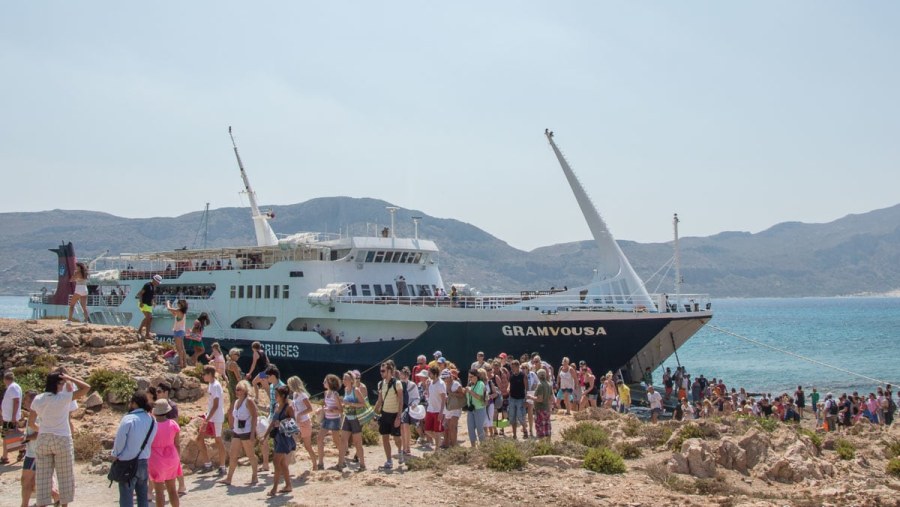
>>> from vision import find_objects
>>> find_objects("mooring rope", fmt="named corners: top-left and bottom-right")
top-left (708, 324), bottom-right (897, 388)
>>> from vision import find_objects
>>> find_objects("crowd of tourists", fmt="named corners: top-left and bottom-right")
top-left (1, 341), bottom-right (897, 507)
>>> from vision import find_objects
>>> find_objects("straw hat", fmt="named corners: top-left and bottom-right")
top-left (408, 404), bottom-right (426, 421)
top-left (152, 399), bottom-right (172, 416)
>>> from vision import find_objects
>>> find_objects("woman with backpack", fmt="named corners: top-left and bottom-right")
top-left (335, 372), bottom-right (367, 471)
top-left (263, 386), bottom-right (295, 496)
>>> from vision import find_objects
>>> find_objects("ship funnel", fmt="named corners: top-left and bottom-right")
top-left (49, 242), bottom-right (77, 305)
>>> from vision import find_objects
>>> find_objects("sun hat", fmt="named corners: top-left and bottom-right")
top-left (433, 350), bottom-right (442, 358)
top-left (415, 370), bottom-right (429, 378)
top-left (408, 404), bottom-right (426, 421)
top-left (152, 274), bottom-right (163, 283)
top-left (152, 399), bottom-right (171, 416)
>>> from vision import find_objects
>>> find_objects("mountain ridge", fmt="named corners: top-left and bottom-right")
top-left (2, 200), bottom-right (899, 298)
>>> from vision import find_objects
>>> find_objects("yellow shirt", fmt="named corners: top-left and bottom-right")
top-left (618, 384), bottom-right (631, 405)
top-left (380, 379), bottom-right (402, 413)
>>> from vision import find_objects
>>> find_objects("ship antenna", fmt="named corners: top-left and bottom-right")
top-left (229, 126), bottom-right (278, 247)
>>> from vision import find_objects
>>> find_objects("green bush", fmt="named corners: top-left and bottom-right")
top-left (12, 365), bottom-right (50, 394)
top-left (583, 447), bottom-right (626, 474)
top-left (886, 439), bottom-right (900, 459)
top-left (177, 414), bottom-right (192, 428)
top-left (798, 428), bottom-right (823, 450)
top-left (182, 364), bottom-right (204, 380)
top-left (485, 440), bottom-right (527, 471)
top-left (361, 421), bottom-right (380, 446)
top-left (639, 424), bottom-right (673, 447)
top-left (34, 354), bottom-right (59, 369)
top-left (668, 423), bottom-right (706, 450)
top-left (562, 422), bottom-right (609, 448)
top-left (887, 457), bottom-right (900, 478)
top-left (835, 438), bottom-right (855, 460)
top-left (529, 438), bottom-right (557, 456)
top-left (622, 417), bottom-right (640, 437)
top-left (86, 368), bottom-right (136, 402)
top-left (406, 446), bottom-right (472, 471)
top-left (615, 441), bottom-right (643, 459)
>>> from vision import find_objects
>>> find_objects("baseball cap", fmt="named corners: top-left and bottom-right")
top-left (440, 370), bottom-right (451, 379)
top-left (437, 357), bottom-right (446, 364)
top-left (498, 352), bottom-right (507, 359)
top-left (152, 274), bottom-right (163, 283)
top-left (433, 350), bottom-right (442, 358)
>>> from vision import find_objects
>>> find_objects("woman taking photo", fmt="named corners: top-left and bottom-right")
top-left (66, 262), bottom-right (90, 325)
top-left (27, 372), bottom-right (90, 507)
top-left (263, 386), bottom-right (295, 496)
top-left (462, 370), bottom-right (487, 447)
top-left (185, 312), bottom-right (210, 366)
top-left (221, 380), bottom-right (258, 486)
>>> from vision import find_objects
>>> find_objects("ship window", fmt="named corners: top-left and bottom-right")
top-left (245, 285), bottom-right (252, 298)
top-left (361, 284), bottom-right (371, 296)
top-left (273, 285), bottom-right (280, 299)
top-left (413, 253), bottom-right (422, 263)
top-left (282, 285), bottom-right (290, 299)
top-left (407, 253), bottom-right (415, 263)
top-left (384, 285), bottom-right (395, 296)
top-left (238, 286), bottom-right (245, 298)
top-left (399, 252), bottom-right (408, 263)
top-left (408, 285), bottom-right (416, 296)
top-left (230, 286), bottom-right (236, 298)
top-left (289, 271), bottom-right (304, 277)
top-left (255, 285), bottom-right (262, 299)
top-left (374, 251), bottom-right (385, 263)
top-left (365, 251), bottom-right (375, 263)
top-left (388, 252), bottom-right (399, 263)
top-left (264, 285), bottom-right (271, 299)
top-left (349, 284), bottom-right (357, 296)
top-left (374, 285), bottom-right (384, 296)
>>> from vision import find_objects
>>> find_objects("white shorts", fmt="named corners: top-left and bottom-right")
top-left (74, 285), bottom-right (88, 296)
top-left (443, 408), bottom-right (461, 419)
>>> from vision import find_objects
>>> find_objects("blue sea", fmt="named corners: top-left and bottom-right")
top-left (1, 295), bottom-right (897, 396)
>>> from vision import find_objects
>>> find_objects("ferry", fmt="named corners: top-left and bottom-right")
top-left (28, 129), bottom-right (712, 386)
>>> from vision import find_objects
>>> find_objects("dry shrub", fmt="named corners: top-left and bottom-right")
top-left (639, 424), bottom-right (673, 447)
top-left (615, 441), bottom-right (643, 459)
top-left (73, 429), bottom-right (101, 461)
top-left (406, 445), bottom-right (473, 471)
top-left (583, 447), bottom-right (625, 474)
top-left (484, 440), bottom-right (527, 471)
top-left (562, 422), bottom-right (609, 448)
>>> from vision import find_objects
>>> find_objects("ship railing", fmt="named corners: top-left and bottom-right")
top-left (647, 293), bottom-right (712, 313)
top-left (333, 293), bottom-right (710, 313)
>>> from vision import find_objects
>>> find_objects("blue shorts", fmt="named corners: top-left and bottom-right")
top-left (173, 330), bottom-right (185, 339)
top-left (23, 456), bottom-right (36, 471)
top-left (322, 417), bottom-right (341, 431)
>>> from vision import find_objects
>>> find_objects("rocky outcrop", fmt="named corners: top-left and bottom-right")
top-left (668, 438), bottom-right (717, 478)
top-left (738, 429), bottom-right (771, 469)
top-left (715, 437), bottom-right (748, 474)
top-left (764, 441), bottom-right (834, 484)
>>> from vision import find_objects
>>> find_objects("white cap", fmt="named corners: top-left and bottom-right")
top-left (152, 274), bottom-right (163, 283)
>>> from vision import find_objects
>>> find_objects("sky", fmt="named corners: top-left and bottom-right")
top-left (2, 2), bottom-right (899, 251)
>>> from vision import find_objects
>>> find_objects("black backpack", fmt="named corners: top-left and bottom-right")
top-left (827, 399), bottom-right (838, 415)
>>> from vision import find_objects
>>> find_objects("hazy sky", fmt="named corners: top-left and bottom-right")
top-left (2, 2), bottom-right (898, 251)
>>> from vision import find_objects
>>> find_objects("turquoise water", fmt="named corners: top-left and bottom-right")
top-left (654, 297), bottom-right (900, 397)
top-left (2, 295), bottom-right (897, 396)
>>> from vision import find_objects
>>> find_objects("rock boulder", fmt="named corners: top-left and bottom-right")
top-left (739, 428), bottom-right (771, 469)
top-left (669, 438), bottom-right (717, 478)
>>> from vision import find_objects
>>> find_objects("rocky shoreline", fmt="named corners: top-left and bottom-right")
top-left (1, 318), bottom-right (898, 506)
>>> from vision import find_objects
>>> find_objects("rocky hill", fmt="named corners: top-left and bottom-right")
top-left (2, 199), bottom-right (900, 297)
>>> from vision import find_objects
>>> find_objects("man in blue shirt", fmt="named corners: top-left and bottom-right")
top-left (112, 392), bottom-right (156, 507)
top-left (259, 365), bottom-right (284, 473)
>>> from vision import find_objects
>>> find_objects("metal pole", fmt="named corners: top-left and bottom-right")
top-left (673, 213), bottom-right (681, 312)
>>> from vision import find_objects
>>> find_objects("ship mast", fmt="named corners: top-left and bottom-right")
top-left (229, 127), bottom-right (278, 247)
top-left (673, 213), bottom-right (681, 312)
top-left (544, 129), bottom-right (653, 309)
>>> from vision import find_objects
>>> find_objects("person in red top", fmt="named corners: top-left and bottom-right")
top-left (411, 355), bottom-right (429, 385)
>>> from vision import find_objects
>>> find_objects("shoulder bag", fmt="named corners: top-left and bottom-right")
top-left (108, 419), bottom-right (155, 487)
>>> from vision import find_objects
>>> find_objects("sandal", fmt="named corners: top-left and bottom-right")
top-left (0, 458), bottom-right (9, 465)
